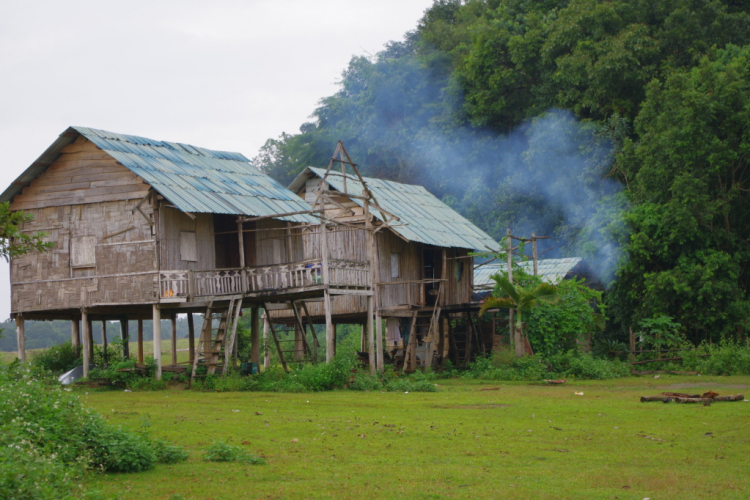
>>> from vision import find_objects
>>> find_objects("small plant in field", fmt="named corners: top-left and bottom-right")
top-left (152, 439), bottom-right (190, 464)
top-left (202, 441), bottom-right (265, 464)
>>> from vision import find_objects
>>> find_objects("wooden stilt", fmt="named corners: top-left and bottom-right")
top-left (82, 311), bottom-right (90, 377)
top-left (187, 313), bottom-right (195, 363)
top-left (301, 302), bottom-right (319, 363)
top-left (101, 321), bottom-right (108, 366)
top-left (16, 316), bottom-right (25, 363)
top-left (361, 322), bottom-right (367, 352)
top-left (71, 318), bottom-right (80, 356)
top-left (87, 317), bottom-right (94, 362)
top-left (137, 316), bottom-right (144, 364)
top-left (153, 305), bottom-right (162, 380)
top-left (263, 313), bottom-right (271, 369)
top-left (290, 301), bottom-right (312, 360)
top-left (375, 312), bottom-right (383, 371)
top-left (367, 295), bottom-right (376, 375)
top-left (171, 314), bottom-right (177, 366)
top-left (324, 290), bottom-right (334, 363)
top-left (120, 318), bottom-right (129, 360)
top-left (263, 303), bottom-right (288, 373)
top-left (223, 298), bottom-right (242, 374)
top-left (250, 307), bottom-right (260, 367)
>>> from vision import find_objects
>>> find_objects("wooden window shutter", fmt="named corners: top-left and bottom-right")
top-left (70, 236), bottom-right (96, 268)
top-left (180, 231), bottom-right (198, 262)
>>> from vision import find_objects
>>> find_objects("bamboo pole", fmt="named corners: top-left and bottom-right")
top-left (171, 315), bottom-right (177, 366)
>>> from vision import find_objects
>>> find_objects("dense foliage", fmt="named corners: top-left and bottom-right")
top-left (254, 0), bottom-right (750, 345)
top-left (0, 362), bottom-right (187, 499)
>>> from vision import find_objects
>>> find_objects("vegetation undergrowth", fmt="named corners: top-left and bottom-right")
top-left (0, 361), bottom-right (188, 500)
top-left (202, 441), bottom-right (265, 465)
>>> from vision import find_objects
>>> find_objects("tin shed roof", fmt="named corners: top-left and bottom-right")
top-left (1, 127), bottom-right (316, 223)
top-left (474, 257), bottom-right (584, 288)
top-left (290, 167), bottom-right (500, 252)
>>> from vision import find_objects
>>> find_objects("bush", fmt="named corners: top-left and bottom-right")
top-left (152, 439), bottom-right (190, 464)
top-left (681, 341), bottom-right (750, 375)
top-left (202, 441), bottom-right (265, 464)
top-left (31, 341), bottom-right (81, 374)
top-left (0, 361), bottom-right (188, 497)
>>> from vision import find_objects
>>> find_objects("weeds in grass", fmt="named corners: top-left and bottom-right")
top-left (202, 441), bottom-right (265, 464)
top-left (152, 439), bottom-right (190, 464)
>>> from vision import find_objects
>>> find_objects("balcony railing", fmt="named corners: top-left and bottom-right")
top-left (159, 259), bottom-right (371, 301)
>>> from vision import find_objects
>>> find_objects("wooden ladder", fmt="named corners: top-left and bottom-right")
top-left (190, 298), bottom-right (241, 384)
top-left (403, 284), bottom-right (442, 373)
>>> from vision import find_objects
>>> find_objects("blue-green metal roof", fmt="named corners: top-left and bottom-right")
top-left (293, 167), bottom-right (500, 251)
top-left (1, 127), bottom-right (316, 223)
top-left (474, 258), bottom-right (583, 288)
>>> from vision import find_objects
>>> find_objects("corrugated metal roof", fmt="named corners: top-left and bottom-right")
top-left (1, 127), bottom-right (316, 223)
top-left (474, 258), bottom-right (583, 288)
top-left (290, 167), bottom-right (500, 252)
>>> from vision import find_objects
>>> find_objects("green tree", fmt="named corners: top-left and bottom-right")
top-left (479, 274), bottom-right (559, 357)
top-left (0, 201), bottom-right (53, 260)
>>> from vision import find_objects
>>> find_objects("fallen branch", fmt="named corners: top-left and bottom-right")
top-left (640, 396), bottom-right (673, 403)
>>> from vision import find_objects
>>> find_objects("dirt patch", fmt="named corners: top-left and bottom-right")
top-left (661, 383), bottom-right (750, 390)
top-left (434, 404), bottom-right (511, 409)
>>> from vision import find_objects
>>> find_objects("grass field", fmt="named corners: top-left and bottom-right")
top-left (80, 375), bottom-right (750, 499)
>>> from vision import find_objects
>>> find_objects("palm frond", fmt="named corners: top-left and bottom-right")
top-left (490, 274), bottom-right (521, 303)
top-left (479, 296), bottom-right (515, 316)
top-left (530, 283), bottom-right (559, 304)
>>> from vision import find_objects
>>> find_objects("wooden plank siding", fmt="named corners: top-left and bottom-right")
top-left (9, 136), bottom-right (150, 211)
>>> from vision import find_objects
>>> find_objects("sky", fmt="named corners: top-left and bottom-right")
top-left (0, 0), bottom-right (435, 321)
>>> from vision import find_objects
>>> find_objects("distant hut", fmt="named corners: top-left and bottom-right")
top-left (270, 164), bottom-right (501, 371)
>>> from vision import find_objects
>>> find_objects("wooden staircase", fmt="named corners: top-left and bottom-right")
top-left (190, 298), bottom-right (242, 384)
top-left (403, 284), bottom-right (442, 373)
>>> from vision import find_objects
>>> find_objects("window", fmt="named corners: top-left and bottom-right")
top-left (390, 253), bottom-right (400, 278)
top-left (180, 232), bottom-right (197, 262)
top-left (70, 236), bottom-right (96, 268)
top-left (455, 260), bottom-right (464, 282)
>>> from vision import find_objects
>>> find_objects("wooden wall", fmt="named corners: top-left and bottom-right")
top-left (10, 136), bottom-right (150, 211)
top-left (375, 230), bottom-right (422, 309)
top-left (10, 199), bottom-right (158, 314)
top-left (159, 208), bottom-right (214, 271)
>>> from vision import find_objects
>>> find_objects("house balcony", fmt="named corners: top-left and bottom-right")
top-left (158, 259), bottom-right (371, 303)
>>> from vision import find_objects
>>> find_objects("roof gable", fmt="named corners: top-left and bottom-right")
top-left (292, 167), bottom-right (500, 251)
top-left (2, 127), bottom-right (315, 223)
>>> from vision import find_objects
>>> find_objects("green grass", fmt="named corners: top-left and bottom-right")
top-left (81, 375), bottom-right (750, 499)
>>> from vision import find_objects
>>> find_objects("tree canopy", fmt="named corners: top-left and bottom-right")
top-left (253, 0), bottom-right (750, 344)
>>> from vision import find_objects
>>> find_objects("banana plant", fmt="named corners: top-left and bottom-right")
top-left (479, 275), bottom-right (559, 357)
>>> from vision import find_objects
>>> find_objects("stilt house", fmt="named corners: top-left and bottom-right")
top-left (271, 153), bottom-right (501, 372)
top-left (2, 127), bottom-right (374, 378)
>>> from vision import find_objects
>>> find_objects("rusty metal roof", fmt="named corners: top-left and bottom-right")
top-left (474, 257), bottom-right (584, 288)
top-left (290, 167), bottom-right (500, 251)
top-left (1, 127), bottom-right (316, 223)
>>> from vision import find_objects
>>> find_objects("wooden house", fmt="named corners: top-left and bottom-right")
top-left (270, 161), bottom-right (501, 372)
top-left (2, 128), bottom-right (373, 378)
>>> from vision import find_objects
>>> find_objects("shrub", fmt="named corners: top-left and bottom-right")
top-left (202, 441), bottom-right (265, 464)
top-left (152, 439), bottom-right (190, 464)
top-left (31, 341), bottom-right (81, 374)
top-left (0, 446), bottom-right (77, 500)
top-left (83, 419), bottom-right (156, 473)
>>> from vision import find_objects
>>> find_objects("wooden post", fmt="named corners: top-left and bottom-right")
top-left (238, 219), bottom-right (248, 291)
top-left (71, 318), bottom-right (80, 356)
top-left (137, 316), bottom-right (144, 364)
top-left (187, 313), bottom-right (195, 363)
top-left (294, 323), bottom-right (304, 361)
top-left (324, 290), bottom-right (334, 363)
top-left (15, 316), bottom-right (25, 363)
top-left (367, 295), bottom-right (376, 375)
top-left (263, 314), bottom-right (271, 369)
top-left (153, 305), bottom-right (162, 380)
top-left (532, 233), bottom-right (538, 276)
top-left (87, 317), bottom-right (94, 361)
top-left (120, 319), bottom-right (129, 360)
top-left (508, 229), bottom-right (522, 357)
top-left (285, 222), bottom-right (293, 262)
top-left (251, 307), bottom-right (260, 368)
top-left (101, 321), bottom-right (108, 366)
top-left (82, 311), bottom-right (90, 377)
top-left (360, 322), bottom-right (367, 352)
top-left (170, 314), bottom-right (177, 366)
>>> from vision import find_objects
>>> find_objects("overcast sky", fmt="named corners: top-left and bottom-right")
top-left (0, 0), bottom-right (435, 321)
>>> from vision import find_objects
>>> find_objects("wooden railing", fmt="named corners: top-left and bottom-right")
top-left (159, 259), bottom-right (370, 301)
